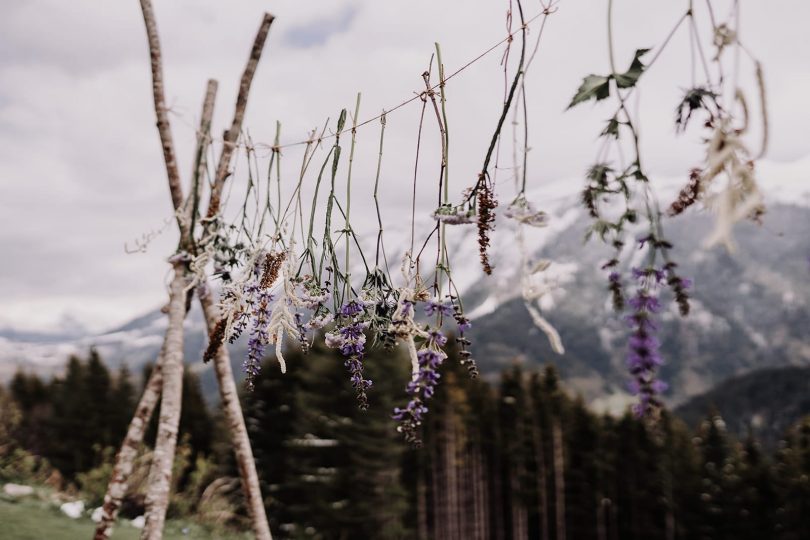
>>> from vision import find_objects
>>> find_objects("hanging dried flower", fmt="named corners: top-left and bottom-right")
top-left (432, 204), bottom-right (477, 225)
top-left (625, 267), bottom-right (667, 418)
top-left (476, 180), bottom-right (498, 275)
top-left (504, 194), bottom-right (549, 227)
top-left (392, 328), bottom-right (448, 445)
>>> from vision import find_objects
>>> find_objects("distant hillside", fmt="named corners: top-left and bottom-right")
top-left (674, 366), bottom-right (810, 447)
top-left (468, 201), bottom-right (810, 409)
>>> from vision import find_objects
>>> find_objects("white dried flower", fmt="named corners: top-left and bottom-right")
top-left (504, 195), bottom-right (549, 227)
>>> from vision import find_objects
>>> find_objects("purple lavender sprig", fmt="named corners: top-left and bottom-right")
top-left (424, 300), bottom-right (454, 318)
top-left (625, 267), bottom-right (666, 418)
top-left (453, 310), bottom-right (478, 378)
top-left (393, 329), bottom-right (447, 445)
top-left (245, 283), bottom-right (273, 391)
top-left (326, 300), bottom-right (372, 409)
top-left (663, 261), bottom-right (692, 316)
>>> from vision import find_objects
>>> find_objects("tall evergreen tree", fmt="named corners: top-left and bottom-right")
top-left (85, 347), bottom-right (113, 447)
top-left (774, 416), bottom-right (810, 539)
top-left (695, 413), bottom-right (742, 540)
top-left (260, 339), bottom-right (410, 539)
top-left (565, 397), bottom-right (600, 540)
top-left (48, 355), bottom-right (92, 477)
top-left (109, 364), bottom-right (137, 446)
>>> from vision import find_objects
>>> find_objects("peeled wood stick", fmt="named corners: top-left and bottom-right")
top-left (206, 13), bottom-right (275, 219)
top-left (141, 267), bottom-right (189, 540)
top-left (101, 7), bottom-right (275, 539)
top-left (93, 79), bottom-right (218, 540)
top-left (94, 359), bottom-right (163, 540)
top-left (200, 290), bottom-right (273, 540)
top-left (138, 0), bottom-right (185, 226)
top-left (184, 79), bottom-right (218, 248)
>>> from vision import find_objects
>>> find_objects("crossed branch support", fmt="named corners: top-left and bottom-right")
top-left (94, 2), bottom-right (274, 539)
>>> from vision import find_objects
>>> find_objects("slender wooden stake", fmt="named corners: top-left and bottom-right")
top-left (94, 358), bottom-right (163, 540)
top-left (206, 13), bottom-right (275, 219)
top-left (138, 0), bottom-right (185, 226)
top-left (101, 5), bottom-right (274, 538)
top-left (185, 79), bottom-right (218, 247)
top-left (141, 266), bottom-right (189, 540)
top-left (200, 292), bottom-right (273, 540)
top-left (93, 79), bottom-right (217, 540)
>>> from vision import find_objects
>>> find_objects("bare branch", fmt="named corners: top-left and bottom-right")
top-left (183, 79), bottom-right (218, 247)
top-left (199, 291), bottom-right (273, 540)
top-left (139, 0), bottom-right (184, 214)
top-left (142, 266), bottom-right (189, 540)
top-left (206, 13), bottom-right (275, 219)
top-left (94, 360), bottom-right (163, 540)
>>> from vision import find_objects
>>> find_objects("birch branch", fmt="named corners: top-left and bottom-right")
top-left (93, 360), bottom-right (163, 540)
top-left (93, 79), bottom-right (218, 540)
top-left (206, 13), bottom-right (275, 219)
top-left (141, 266), bottom-right (189, 540)
top-left (200, 290), bottom-right (273, 540)
top-left (183, 79), bottom-right (218, 248)
top-left (139, 0), bottom-right (185, 226)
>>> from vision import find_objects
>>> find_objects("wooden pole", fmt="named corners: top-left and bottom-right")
top-left (97, 3), bottom-right (275, 537)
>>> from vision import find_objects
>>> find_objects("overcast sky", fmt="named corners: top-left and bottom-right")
top-left (1, 0), bottom-right (808, 333)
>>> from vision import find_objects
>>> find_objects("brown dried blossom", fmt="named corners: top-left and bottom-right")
top-left (668, 168), bottom-right (703, 217)
top-left (476, 179), bottom-right (498, 275)
top-left (202, 317), bottom-right (228, 363)
top-left (260, 251), bottom-right (286, 289)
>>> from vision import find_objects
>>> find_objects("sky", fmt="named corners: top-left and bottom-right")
top-left (1, 0), bottom-right (808, 333)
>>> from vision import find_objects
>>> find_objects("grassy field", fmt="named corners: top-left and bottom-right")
top-left (0, 496), bottom-right (250, 540)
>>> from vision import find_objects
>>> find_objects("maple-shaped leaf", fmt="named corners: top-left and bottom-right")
top-left (614, 48), bottom-right (651, 89)
top-left (567, 74), bottom-right (611, 109)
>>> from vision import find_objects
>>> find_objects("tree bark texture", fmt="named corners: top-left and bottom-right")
top-left (138, 0), bottom-right (184, 218)
top-left (200, 291), bottom-right (273, 540)
top-left (141, 267), bottom-right (188, 540)
top-left (93, 357), bottom-right (163, 540)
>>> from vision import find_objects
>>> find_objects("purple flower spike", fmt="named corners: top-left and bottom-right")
top-left (626, 268), bottom-right (667, 418)
top-left (424, 300), bottom-right (454, 317)
top-left (393, 328), bottom-right (449, 445)
top-left (244, 287), bottom-right (273, 391)
top-left (327, 300), bottom-right (372, 409)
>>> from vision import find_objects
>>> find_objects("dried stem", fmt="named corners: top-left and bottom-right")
top-left (185, 79), bottom-right (218, 248)
top-left (199, 290), bottom-right (273, 540)
top-left (138, 0), bottom-right (185, 230)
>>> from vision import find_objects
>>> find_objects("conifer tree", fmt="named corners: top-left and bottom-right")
top-left (564, 398), bottom-right (600, 540)
top-left (695, 413), bottom-right (742, 540)
top-left (241, 350), bottom-right (303, 533)
top-left (774, 417), bottom-right (810, 539)
top-left (85, 348), bottom-right (114, 448)
top-left (109, 365), bottom-right (138, 446)
top-left (736, 434), bottom-right (777, 540)
top-left (276, 341), bottom-right (410, 539)
top-left (48, 355), bottom-right (92, 477)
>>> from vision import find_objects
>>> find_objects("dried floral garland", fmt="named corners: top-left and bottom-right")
top-left (141, 0), bottom-right (770, 442)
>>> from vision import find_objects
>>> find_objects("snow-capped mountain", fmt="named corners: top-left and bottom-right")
top-left (2, 158), bottom-right (808, 410)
